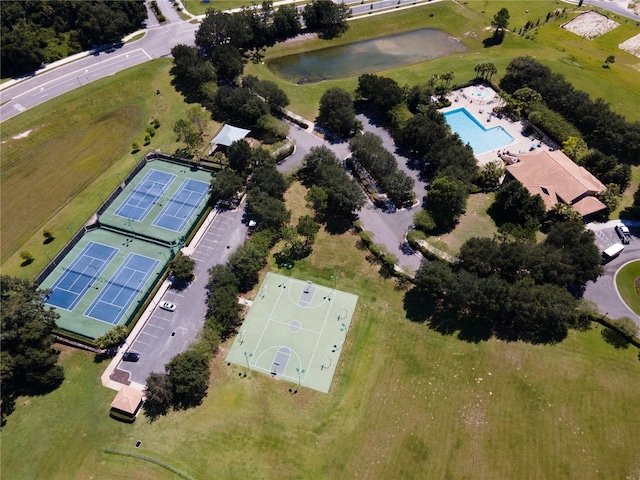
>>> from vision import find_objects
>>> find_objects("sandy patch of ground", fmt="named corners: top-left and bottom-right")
top-left (11, 130), bottom-right (31, 139)
top-left (562, 10), bottom-right (619, 39)
top-left (619, 33), bottom-right (640, 58)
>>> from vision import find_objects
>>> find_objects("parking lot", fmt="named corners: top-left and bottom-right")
top-left (113, 203), bottom-right (249, 386)
top-left (584, 220), bottom-right (640, 325)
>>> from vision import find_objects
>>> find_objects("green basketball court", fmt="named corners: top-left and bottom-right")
top-left (226, 272), bottom-right (359, 393)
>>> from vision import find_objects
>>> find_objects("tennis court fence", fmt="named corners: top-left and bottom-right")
top-left (36, 151), bottom-right (216, 285)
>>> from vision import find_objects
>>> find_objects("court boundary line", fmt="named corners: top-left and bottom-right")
top-left (114, 169), bottom-right (176, 222)
top-left (84, 252), bottom-right (160, 324)
top-left (46, 242), bottom-right (119, 311)
top-left (151, 178), bottom-right (210, 232)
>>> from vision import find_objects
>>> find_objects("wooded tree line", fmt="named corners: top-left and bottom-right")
top-left (1, 276), bottom-right (64, 425)
top-left (500, 56), bottom-right (640, 166)
top-left (1, 1), bottom-right (147, 78)
top-left (412, 219), bottom-right (603, 344)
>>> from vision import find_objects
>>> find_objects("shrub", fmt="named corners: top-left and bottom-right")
top-left (20, 250), bottom-right (34, 265)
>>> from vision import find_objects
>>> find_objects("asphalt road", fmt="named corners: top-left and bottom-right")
top-left (584, 221), bottom-right (640, 327)
top-left (118, 202), bottom-right (249, 385)
top-left (0, 0), bottom-right (198, 123)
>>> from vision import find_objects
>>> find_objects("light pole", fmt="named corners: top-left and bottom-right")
top-left (296, 367), bottom-right (305, 391)
top-left (98, 191), bottom-right (104, 203)
top-left (332, 323), bottom-right (347, 353)
top-left (324, 274), bottom-right (339, 300)
top-left (243, 351), bottom-right (253, 378)
top-left (44, 251), bottom-right (53, 264)
top-left (124, 219), bottom-right (135, 236)
top-left (67, 225), bottom-right (74, 237)
top-left (158, 250), bottom-right (168, 262)
top-left (279, 263), bottom-right (293, 288)
top-left (116, 172), bottom-right (122, 183)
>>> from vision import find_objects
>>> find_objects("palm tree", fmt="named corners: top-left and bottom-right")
top-left (474, 62), bottom-right (486, 79)
top-left (484, 62), bottom-right (497, 81)
top-left (442, 71), bottom-right (455, 87)
top-left (428, 74), bottom-right (439, 88)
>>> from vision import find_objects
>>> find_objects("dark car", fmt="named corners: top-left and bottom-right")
top-left (122, 351), bottom-right (140, 362)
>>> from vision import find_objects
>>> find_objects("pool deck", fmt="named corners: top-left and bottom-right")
top-left (441, 85), bottom-right (552, 166)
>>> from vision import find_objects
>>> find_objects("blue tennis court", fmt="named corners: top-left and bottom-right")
top-left (152, 179), bottom-right (210, 232)
top-left (84, 253), bottom-right (159, 324)
top-left (114, 169), bottom-right (176, 222)
top-left (46, 242), bottom-right (118, 311)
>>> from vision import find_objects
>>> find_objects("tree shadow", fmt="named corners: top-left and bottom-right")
top-left (403, 288), bottom-right (492, 343)
top-left (43, 237), bottom-right (54, 245)
top-left (483, 32), bottom-right (505, 48)
top-left (324, 214), bottom-right (354, 234)
top-left (20, 259), bottom-right (34, 267)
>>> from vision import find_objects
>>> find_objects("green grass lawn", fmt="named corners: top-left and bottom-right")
top-left (616, 260), bottom-right (640, 316)
top-left (2, 194), bottom-right (639, 479)
top-left (428, 192), bottom-right (496, 255)
top-left (0, 59), bottom-right (219, 278)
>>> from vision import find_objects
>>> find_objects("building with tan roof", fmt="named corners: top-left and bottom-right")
top-left (110, 385), bottom-right (144, 422)
top-left (505, 150), bottom-right (607, 217)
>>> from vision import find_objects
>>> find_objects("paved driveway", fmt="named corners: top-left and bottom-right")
top-left (281, 116), bottom-right (424, 273)
top-left (116, 202), bottom-right (249, 385)
top-left (584, 221), bottom-right (640, 327)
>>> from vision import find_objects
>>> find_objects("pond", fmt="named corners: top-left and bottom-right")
top-left (267, 28), bottom-right (469, 84)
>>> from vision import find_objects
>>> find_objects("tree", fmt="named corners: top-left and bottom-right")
top-left (168, 252), bottom-right (196, 284)
top-left (94, 325), bottom-right (128, 350)
top-left (490, 180), bottom-right (546, 231)
top-left (247, 164), bottom-right (288, 199)
top-left (244, 76), bottom-right (289, 111)
top-left (424, 175), bottom-right (469, 229)
top-left (214, 86), bottom-right (269, 126)
top-left (297, 215), bottom-right (320, 243)
top-left (229, 238), bottom-right (271, 291)
top-left (476, 160), bottom-right (504, 190)
top-left (306, 185), bottom-right (329, 215)
top-left (143, 372), bottom-right (173, 420)
top-left (247, 191), bottom-right (291, 231)
top-left (598, 184), bottom-right (621, 212)
top-left (165, 347), bottom-right (211, 409)
top-left (211, 169), bottom-right (244, 203)
top-left (302, 0), bottom-right (351, 39)
top-left (170, 44), bottom-right (217, 88)
top-left (272, 4), bottom-right (301, 40)
top-left (227, 139), bottom-right (253, 174)
top-left (491, 8), bottom-right (510, 35)
top-left (302, 147), bottom-right (365, 218)
top-left (414, 260), bottom-right (456, 300)
top-left (209, 44), bottom-right (246, 82)
top-left (316, 87), bottom-right (360, 138)
top-left (542, 220), bottom-right (602, 288)
top-left (601, 317), bottom-right (639, 349)
top-left (20, 250), bottom-right (34, 265)
top-left (43, 230), bottom-right (55, 243)
top-left (356, 74), bottom-right (404, 114)
top-left (1, 276), bottom-right (64, 424)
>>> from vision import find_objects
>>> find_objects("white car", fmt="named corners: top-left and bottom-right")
top-left (615, 223), bottom-right (631, 244)
top-left (159, 301), bottom-right (176, 312)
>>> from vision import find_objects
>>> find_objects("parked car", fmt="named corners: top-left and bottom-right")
top-left (615, 223), bottom-right (631, 244)
top-left (159, 301), bottom-right (176, 312)
top-left (122, 351), bottom-right (140, 362)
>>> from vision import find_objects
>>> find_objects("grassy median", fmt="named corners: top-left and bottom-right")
top-left (616, 260), bottom-right (640, 316)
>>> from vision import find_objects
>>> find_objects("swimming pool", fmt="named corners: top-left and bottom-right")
top-left (444, 108), bottom-right (514, 154)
